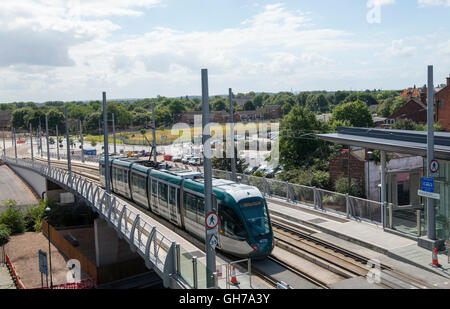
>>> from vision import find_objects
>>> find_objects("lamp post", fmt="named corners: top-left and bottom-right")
top-left (45, 207), bottom-right (53, 289)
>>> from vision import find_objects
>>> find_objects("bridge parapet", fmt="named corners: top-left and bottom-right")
top-left (2, 156), bottom-right (194, 289)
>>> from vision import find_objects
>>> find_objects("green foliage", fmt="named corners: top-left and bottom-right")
top-left (23, 203), bottom-right (46, 232)
top-left (331, 100), bottom-right (373, 127)
top-left (392, 119), bottom-right (417, 131)
top-left (278, 168), bottom-right (330, 190)
top-left (243, 100), bottom-right (256, 111)
top-left (279, 105), bottom-right (331, 168)
top-left (0, 200), bottom-right (25, 235)
top-left (0, 224), bottom-right (10, 247)
top-left (252, 170), bottom-right (265, 177)
top-left (335, 177), bottom-right (363, 198)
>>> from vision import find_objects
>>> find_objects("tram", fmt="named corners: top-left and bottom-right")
top-left (99, 156), bottom-right (274, 259)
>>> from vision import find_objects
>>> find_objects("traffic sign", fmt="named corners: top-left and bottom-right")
top-left (418, 190), bottom-right (440, 200)
top-left (205, 212), bottom-right (219, 229)
top-left (421, 177), bottom-right (435, 193)
top-left (38, 250), bottom-right (48, 275)
top-left (430, 160), bottom-right (439, 174)
top-left (210, 235), bottom-right (218, 250)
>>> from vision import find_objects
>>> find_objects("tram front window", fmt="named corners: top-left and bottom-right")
top-left (240, 199), bottom-right (270, 237)
top-left (219, 205), bottom-right (248, 240)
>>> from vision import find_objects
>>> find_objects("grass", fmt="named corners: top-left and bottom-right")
top-left (84, 122), bottom-right (279, 146)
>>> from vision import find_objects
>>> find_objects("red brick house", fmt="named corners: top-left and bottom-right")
top-left (435, 76), bottom-right (450, 131)
top-left (400, 86), bottom-right (421, 100)
top-left (389, 98), bottom-right (427, 124)
top-left (330, 149), bottom-right (366, 194)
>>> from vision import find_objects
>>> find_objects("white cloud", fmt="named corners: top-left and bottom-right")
top-left (417, 0), bottom-right (450, 7)
top-left (376, 39), bottom-right (416, 58)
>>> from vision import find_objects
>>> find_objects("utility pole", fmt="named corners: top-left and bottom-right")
top-left (229, 88), bottom-right (237, 181)
top-left (2, 129), bottom-right (6, 158)
top-left (79, 120), bottom-right (85, 163)
top-left (112, 113), bottom-right (117, 155)
top-left (30, 124), bottom-right (34, 164)
top-left (201, 69), bottom-right (216, 288)
top-left (39, 119), bottom-right (42, 157)
top-left (46, 115), bottom-right (50, 168)
top-left (56, 125), bottom-right (60, 161)
top-left (12, 128), bottom-right (17, 162)
top-left (426, 65), bottom-right (436, 241)
top-left (152, 102), bottom-right (157, 163)
top-left (103, 92), bottom-right (110, 194)
top-left (65, 106), bottom-right (71, 177)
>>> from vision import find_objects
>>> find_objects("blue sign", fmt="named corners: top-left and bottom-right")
top-left (421, 177), bottom-right (435, 193)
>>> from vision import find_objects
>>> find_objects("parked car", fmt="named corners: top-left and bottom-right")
top-left (188, 157), bottom-right (202, 166)
top-left (182, 155), bottom-right (193, 164)
top-left (173, 154), bottom-right (182, 162)
top-left (264, 166), bottom-right (281, 178)
top-left (244, 166), bottom-right (258, 175)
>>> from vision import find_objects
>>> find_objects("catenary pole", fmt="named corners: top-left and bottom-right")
top-left (30, 124), bottom-right (34, 164)
top-left (46, 115), bottom-right (50, 168)
top-left (202, 69), bottom-right (216, 288)
top-left (65, 106), bottom-right (71, 177)
top-left (426, 65), bottom-right (436, 241)
top-left (152, 102), bottom-right (157, 163)
top-left (229, 88), bottom-right (237, 181)
top-left (112, 113), bottom-right (117, 155)
top-left (56, 125), bottom-right (60, 161)
top-left (103, 92), bottom-right (110, 194)
top-left (79, 120), bottom-right (85, 163)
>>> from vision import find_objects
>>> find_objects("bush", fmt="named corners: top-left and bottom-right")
top-left (24, 203), bottom-right (46, 232)
top-left (335, 177), bottom-right (363, 198)
top-left (0, 224), bottom-right (10, 246)
top-left (0, 201), bottom-right (25, 235)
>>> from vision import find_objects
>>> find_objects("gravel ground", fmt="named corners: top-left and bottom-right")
top-left (5, 232), bottom-right (89, 289)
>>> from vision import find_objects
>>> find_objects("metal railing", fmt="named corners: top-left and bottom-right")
top-left (2, 155), bottom-right (204, 289)
top-left (212, 169), bottom-right (385, 226)
top-left (41, 151), bottom-right (100, 163)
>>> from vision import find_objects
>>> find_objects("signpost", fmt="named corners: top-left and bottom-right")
top-left (418, 177), bottom-right (440, 200)
top-left (38, 250), bottom-right (48, 288)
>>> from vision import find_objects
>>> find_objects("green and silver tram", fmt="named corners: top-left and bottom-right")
top-left (99, 156), bottom-right (274, 258)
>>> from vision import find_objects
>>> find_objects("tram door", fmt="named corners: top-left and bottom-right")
top-left (169, 186), bottom-right (178, 224)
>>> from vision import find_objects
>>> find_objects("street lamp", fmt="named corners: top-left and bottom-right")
top-left (45, 207), bottom-right (54, 289)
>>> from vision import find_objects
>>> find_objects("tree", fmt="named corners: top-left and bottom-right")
top-left (211, 98), bottom-right (227, 111)
top-left (168, 100), bottom-right (187, 115)
top-left (306, 94), bottom-right (329, 113)
top-left (279, 105), bottom-right (331, 168)
top-left (331, 100), bottom-right (374, 127)
top-left (243, 100), bottom-right (256, 111)
top-left (47, 109), bottom-right (65, 131)
top-left (12, 108), bottom-right (32, 129)
top-left (211, 146), bottom-right (248, 173)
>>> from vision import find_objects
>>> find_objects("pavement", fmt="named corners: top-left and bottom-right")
top-left (267, 196), bottom-right (450, 283)
top-left (0, 165), bottom-right (38, 209)
top-left (0, 265), bottom-right (15, 289)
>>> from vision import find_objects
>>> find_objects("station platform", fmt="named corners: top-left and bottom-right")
top-left (267, 197), bottom-right (450, 283)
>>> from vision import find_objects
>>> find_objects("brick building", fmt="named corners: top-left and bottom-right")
top-left (175, 105), bottom-right (281, 125)
top-left (0, 110), bottom-right (12, 129)
top-left (435, 76), bottom-right (450, 131)
top-left (389, 98), bottom-right (427, 124)
top-left (329, 149), bottom-right (366, 194)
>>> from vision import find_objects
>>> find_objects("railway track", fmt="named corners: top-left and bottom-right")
top-left (30, 156), bottom-right (437, 289)
top-left (271, 220), bottom-right (437, 289)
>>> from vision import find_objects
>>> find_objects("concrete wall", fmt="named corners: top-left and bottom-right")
top-left (8, 165), bottom-right (47, 199)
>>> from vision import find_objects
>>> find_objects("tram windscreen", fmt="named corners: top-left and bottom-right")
top-left (240, 199), bottom-right (270, 237)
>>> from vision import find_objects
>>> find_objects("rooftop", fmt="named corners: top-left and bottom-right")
top-left (317, 127), bottom-right (450, 160)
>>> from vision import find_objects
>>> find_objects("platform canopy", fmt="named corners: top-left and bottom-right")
top-left (317, 127), bottom-right (450, 161)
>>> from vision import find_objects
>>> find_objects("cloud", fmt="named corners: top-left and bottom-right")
top-left (417, 0), bottom-right (450, 7)
top-left (376, 39), bottom-right (416, 58)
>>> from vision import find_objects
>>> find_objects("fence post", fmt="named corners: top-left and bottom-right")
top-left (286, 182), bottom-right (290, 202)
top-left (176, 243), bottom-right (181, 276)
top-left (388, 203), bottom-right (393, 229)
top-left (416, 210), bottom-right (422, 237)
top-left (192, 256), bottom-right (198, 289)
top-left (346, 194), bottom-right (351, 219)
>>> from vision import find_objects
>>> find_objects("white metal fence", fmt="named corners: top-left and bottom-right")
top-left (212, 169), bottom-right (385, 225)
top-left (2, 155), bottom-right (223, 289)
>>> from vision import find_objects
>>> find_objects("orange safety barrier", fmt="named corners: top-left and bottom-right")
top-left (5, 254), bottom-right (25, 289)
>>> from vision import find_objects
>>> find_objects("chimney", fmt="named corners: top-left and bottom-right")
top-left (447, 75), bottom-right (450, 87)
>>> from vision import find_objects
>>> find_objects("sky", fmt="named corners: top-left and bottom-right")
top-left (0, 0), bottom-right (449, 102)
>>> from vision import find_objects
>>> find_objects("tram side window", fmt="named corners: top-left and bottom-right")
top-left (184, 193), bottom-right (197, 222)
top-left (159, 183), bottom-right (168, 208)
top-left (151, 180), bottom-right (158, 207)
top-left (196, 197), bottom-right (205, 224)
top-left (219, 205), bottom-right (248, 240)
